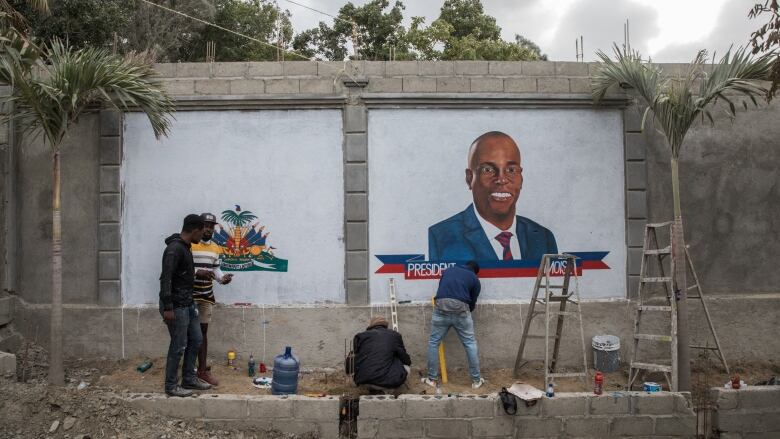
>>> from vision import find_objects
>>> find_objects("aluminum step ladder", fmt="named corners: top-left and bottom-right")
top-left (628, 222), bottom-right (729, 392)
top-left (513, 254), bottom-right (589, 389)
top-left (388, 278), bottom-right (399, 331)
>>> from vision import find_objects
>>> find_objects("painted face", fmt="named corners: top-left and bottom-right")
top-left (191, 227), bottom-right (204, 244)
top-left (203, 222), bottom-right (215, 241)
top-left (465, 135), bottom-right (523, 229)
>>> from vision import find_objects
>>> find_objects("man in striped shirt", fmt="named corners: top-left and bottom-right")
top-left (192, 212), bottom-right (233, 386)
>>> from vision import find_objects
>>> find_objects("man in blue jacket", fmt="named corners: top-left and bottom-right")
top-left (428, 131), bottom-right (557, 262)
top-left (424, 261), bottom-right (484, 389)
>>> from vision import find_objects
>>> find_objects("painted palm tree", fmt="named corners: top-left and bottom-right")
top-left (591, 45), bottom-right (774, 391)
top-left (221, 208), bottom-right (258, 255)
top-left (0, 21), bottom-right (174, 385)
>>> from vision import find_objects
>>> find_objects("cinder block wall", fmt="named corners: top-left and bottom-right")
top-left (711, 386), bottom-right (780, 438)
top-left (126, 391), bottom-right (700, 439)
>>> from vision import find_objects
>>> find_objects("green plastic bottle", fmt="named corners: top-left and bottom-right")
top-left (137, 360), bottom-right (153, 373)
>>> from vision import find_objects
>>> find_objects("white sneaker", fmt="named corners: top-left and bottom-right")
top-left (472, 378), bottom-right (486, 389)
top-left (421, 377), bottom-right (437, 388)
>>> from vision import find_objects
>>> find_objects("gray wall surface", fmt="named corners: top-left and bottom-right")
top-left (645, 101), bottom-right (780, 293)
top-left (14, 114), bottom-right (100, 304)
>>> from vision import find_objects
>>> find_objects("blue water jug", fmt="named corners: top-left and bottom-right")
top-left (271, 346), bottom-right (300, 395)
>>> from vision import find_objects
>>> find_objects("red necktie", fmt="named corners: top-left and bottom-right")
top-left (495, 231), bottom-right (514, 260)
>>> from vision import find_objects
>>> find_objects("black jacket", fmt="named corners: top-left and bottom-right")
top-left (353, 326), bottom-right (411, 388)
top-left (159, 234), bottom-right (195, 311)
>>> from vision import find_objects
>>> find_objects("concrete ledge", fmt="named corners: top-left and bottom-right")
top-left (124, 391), bottom-right (709, 438)
top-left (712, 386), bottom-right (780, 437)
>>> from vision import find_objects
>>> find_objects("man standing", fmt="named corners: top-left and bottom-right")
top-left (352, 315), bottom-right (411, 393)
top-left (424, 261), bottom-right (484, 389)
top-left (192, 212), bottom-right (233, 386)
top-left (159, 214), bottom-right (212, 397)
top-left (428, 131), bottom-right (557, 261)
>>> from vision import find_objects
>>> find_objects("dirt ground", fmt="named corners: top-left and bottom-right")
top-left (93, 356), bottom-right (780, 397)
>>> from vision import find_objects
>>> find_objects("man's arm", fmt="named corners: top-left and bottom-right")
top-left (469, 278), bottom-right (481, 312)
top-left (394, 333), bottom-right (412, 366)
top-left (159, 245), bottom-right (179, 311)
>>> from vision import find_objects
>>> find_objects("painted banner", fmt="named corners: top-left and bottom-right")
top-left (122, 110), bottom-right (344, 305)
top-left (368, 109), bottom-right (627, 303)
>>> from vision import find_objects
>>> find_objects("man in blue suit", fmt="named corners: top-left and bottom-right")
top-left (428, 131), bottom-right (557, 262)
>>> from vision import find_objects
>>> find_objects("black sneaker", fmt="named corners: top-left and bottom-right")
top-left (165, 385), bottom-right (194, 397)
top-left (182, 378), bottom-right (212, 391)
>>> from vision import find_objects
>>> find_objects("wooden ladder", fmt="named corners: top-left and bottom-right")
top-left (513, 254), bottom-right (589, 389)
top-left (628, 222), bottom-right (729, 392)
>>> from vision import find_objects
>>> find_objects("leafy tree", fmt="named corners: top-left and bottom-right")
top-left (0, 16), bottom-right (174, 385)
top-left (9, 0), bottom-right (132, 51)
top-left (748, 0), bottom-right (780, 100)
top-left (0, 0), bottom-right (47, 29)
top-left (591, 45), bottom-right (775, 391)
top-left (438, 0), bottom-right (499, 40)
top-left (293, 0), bottom-right (408, 61)
top-left (434, 0), bottom-right (545, 60)
top-left (294, 0), bottom-right (547, 61)
top-left (180, 0), bottom-right (294, 62)
top-left (124, 0), bottom-right (216, 62)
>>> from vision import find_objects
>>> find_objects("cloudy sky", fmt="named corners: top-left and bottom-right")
top-left (282, 0), bottom-right (761, 62)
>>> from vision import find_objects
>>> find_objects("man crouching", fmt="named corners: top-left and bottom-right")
top-left (352, 316), bottom-right (411, 395)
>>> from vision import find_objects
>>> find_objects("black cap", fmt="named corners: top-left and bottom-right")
top-left (200, 212), bottom-right (217, 224)
top-left (182, 214), bottom-right (205, 232)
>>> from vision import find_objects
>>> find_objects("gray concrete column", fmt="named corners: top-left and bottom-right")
top-left (624, 105), bottom-right (648, 298)
top-left (0, 86), bottom-right (12, 295)
top-left (344, 103), bottom-right (369, 305)
top-left (98, 109), bottom-right (122, 305)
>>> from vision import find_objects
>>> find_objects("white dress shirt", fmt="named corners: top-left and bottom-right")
top-left (474, 211), bottom-right (522, 260)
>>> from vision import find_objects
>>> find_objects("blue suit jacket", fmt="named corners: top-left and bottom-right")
top-left (428, 204), bottom-right (558, 261)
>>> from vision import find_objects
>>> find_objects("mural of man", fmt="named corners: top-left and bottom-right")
top-left (428, 131), bottom-right (557, 261)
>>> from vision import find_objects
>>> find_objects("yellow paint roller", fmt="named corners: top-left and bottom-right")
top-left (431, 297), bottom-right (448, 384)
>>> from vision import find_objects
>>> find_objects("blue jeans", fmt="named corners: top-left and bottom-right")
top-left (427, 308), bottom-right (481, 382)
top-left (163, 304), bottom-right (202, 391)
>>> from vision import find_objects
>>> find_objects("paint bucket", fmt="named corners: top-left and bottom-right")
top-left (592, 335), bottom-right (621, 373)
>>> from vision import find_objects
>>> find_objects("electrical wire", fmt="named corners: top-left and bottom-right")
top-left (135, 0), bottom-right (361, 84)
top-left (138, 0), bottom-right (308, 61)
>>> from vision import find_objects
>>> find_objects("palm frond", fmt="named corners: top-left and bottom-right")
top-left (591, 44), bottom-right (773, 158)
top-left (0, 34), bottom-right (174, 149)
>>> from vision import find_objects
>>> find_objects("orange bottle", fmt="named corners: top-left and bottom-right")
top-left (594, 372), bottom-right (604, 395)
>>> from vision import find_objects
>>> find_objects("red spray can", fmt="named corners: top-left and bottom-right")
top-left (594, 372), bottom-right (604, 395)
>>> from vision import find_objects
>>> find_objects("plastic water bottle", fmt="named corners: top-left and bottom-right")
top-left (271, 346), bottom-right (300, 395)
top-left (546, 382), bottom-right (554, 397)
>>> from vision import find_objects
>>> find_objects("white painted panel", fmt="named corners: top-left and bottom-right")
top-left (122, 110), bottom-right (344, 305)
top-left (368, 109), bottom-right (626, 303)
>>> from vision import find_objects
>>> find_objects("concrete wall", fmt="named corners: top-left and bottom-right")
top-left (711, 386), bottom-right (780, 438)
top-left (126, 391), bottom-right (698, 439)
top-left (2, 61), bottom-right (779, 366)
top-left (644, 101), bottom-right (780, 294)
top-left (13, 113), bottom-right (100, 304)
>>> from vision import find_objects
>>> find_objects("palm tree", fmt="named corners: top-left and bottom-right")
top-left (591, 45), bottom-right (774, 391)
top-left (0, 22), bottom-right (174, 385)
